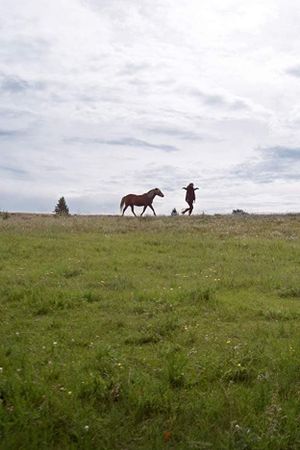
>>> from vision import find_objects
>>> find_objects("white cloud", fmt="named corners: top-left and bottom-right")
top-left (0, 0), bottom-right (299, 214)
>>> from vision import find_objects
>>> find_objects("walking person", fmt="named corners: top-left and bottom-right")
top-left (182, 183), bottom-right (199, 215)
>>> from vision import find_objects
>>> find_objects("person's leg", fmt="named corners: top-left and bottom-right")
top-left (188, 204), bottom-right (194, 215)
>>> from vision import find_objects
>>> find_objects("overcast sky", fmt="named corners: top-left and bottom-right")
top-left (1, 0), bottom-right (300, 214)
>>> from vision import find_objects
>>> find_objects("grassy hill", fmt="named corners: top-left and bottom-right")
top-left (0, 214), bottom-right (300, 449)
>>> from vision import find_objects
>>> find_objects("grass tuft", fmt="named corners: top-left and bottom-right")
top-left (278, 287), bottom-right (300, 299)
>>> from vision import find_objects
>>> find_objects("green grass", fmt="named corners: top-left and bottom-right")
top-left (0, 213), bottom-right (300, 449)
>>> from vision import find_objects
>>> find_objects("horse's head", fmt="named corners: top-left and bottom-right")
top-left (154, 188), bottom-right (164, 197)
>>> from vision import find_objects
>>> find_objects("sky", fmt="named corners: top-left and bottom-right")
top-left (1, 0), bottom-right (300, 215)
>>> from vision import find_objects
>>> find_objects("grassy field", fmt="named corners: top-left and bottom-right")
top-left (0, 213), bottom-right (300, 449)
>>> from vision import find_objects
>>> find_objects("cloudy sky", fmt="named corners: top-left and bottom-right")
top-left (1, 0), bottom-right (300, 214)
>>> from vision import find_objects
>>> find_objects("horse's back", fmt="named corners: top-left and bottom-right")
top-left (123, 193), bottom-right (149, 207)
top-left (133, 194), bottom-right (149, 206)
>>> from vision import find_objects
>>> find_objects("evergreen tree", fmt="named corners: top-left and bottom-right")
top-left (54, 196), bottom-right (70, 216)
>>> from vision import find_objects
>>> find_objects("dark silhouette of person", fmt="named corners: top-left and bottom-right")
top-left (182, 183), bottom-right (199, 215)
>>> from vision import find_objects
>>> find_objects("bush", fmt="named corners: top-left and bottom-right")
top-left (0, 211), bottom-right (9, 220)
top-left (232, 209), bottom-right (248, 215)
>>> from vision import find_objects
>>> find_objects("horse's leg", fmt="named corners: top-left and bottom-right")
top-left (130, 205), bottom-right (136, 216)
top-left (141, 206), bottom-right (147, 216)
top-left (149, 204), bottom-right (156, 216)
top-left (122, 205), bottom-right (129, 216)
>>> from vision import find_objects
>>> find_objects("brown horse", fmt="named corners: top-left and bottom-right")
top-left (120, 188), bottom-right (164, 216)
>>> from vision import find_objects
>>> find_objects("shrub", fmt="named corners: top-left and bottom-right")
top-left (0, 211), bottom-right (9, 220)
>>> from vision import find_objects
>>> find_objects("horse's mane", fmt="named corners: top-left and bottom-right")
top-left (145, 188), bottom-right (157, 197)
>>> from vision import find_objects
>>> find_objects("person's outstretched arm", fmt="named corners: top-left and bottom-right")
top-left (182, 187), bottom-right (187, 190)
top-left (194, 187), bottom-right (199, 191)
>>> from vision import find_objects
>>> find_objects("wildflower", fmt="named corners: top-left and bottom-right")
top-left (257, 372), bottom-right (269, 381)
top-left (84, 425), bottom-right (89, 431)
top-left (0, 367), bottom-right (3, 373)
top-left (163, 431), bottom-right (172, 442)
top-left (68, 391), bottom-right (72, 395)
top-left (53, 341), bottom-right (57, 346)
top-left (188, 348), bottom-right (197, 355)
top-left (226, 339), bottom-right (231, 344)
top-left (15, 332), bottom-right (20, 336)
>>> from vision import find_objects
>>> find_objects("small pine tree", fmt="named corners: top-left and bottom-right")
top-left (54, 196), bottom-right (70, 216)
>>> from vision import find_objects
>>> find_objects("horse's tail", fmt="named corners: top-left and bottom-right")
top-left (120, 196), bottom-right (126, 212)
